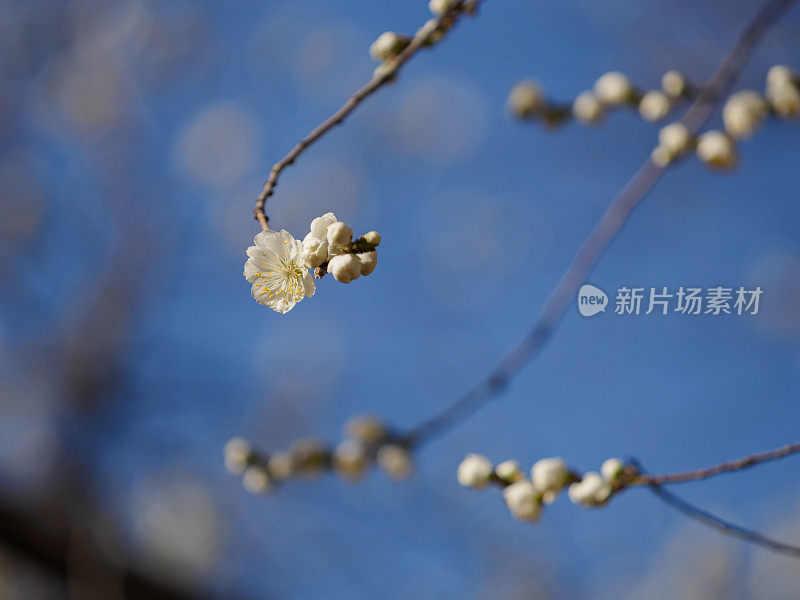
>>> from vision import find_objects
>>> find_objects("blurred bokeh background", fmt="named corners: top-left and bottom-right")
top-left (1, 0), bottom-right (800, 598)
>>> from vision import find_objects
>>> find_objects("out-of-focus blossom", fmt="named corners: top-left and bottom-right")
top-left (503, 480), bottom-right (541, 522)
top-left (173, 102), bottom-right (259, 187)
top-left (457, 453), bottom-right (493, 489)
top-left (696, 130), bottom-right (738, 170)
top-left (568, 472), bottom-right (612, 506)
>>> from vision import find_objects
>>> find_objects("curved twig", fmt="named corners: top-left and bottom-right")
top-left (630, 440), bottom-right (800, 486)
top-left (253, 0), bottom-right (483, 230)
top-left (630, 459), bottom-right (800, 557)
top-left (404, 0), bottom-right (798, 446)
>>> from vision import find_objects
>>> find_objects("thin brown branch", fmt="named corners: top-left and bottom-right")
top-left (630, 440), bottom-right (800, 486)
top-left (630, 459), bottom-right (800, 558)
top-left (404, 0), bottom-right (798, 446)
top-left (253, 0), bottom-right (483, 231)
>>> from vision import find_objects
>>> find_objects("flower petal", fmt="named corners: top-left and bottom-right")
top-left (243, 259), bottom-right (262, 283)
top-left (253, 230), bottom-right (284, 254)
top-left (309, 212), bottom-right (337, 240)
top-left (302, 271), bottom-right (316, 298)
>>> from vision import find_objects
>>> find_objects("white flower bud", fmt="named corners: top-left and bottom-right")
top-left (328, 254), bottom-right (361, 283)
top-left (333, 439), bottom-right (368, 480)
top-left (429, 0), bottom-right (457, 16)
top-left (722, 90), bottom-right (768, 139)
top-left (531, 457), bottom-right (569, 495)
top-left (767, 81), bottom-right (800, 117)
top-left (495, 460), bottom-right (523, 483)
top-left (657, 122), bottom-right (693, 159)
top-left (344, 415), bottom-right (387, 444)
top-left (377, 444), bottom-right (413, 480)
top-left (457, 453), bottom-right (493, 489)
top-left (502, 480), bottom-right (541, 522)
top-left (507, 80), bottom-right (546, 118)
top-left (373, 62), bottom-right (397, 81)
top-left (650, 145), bottom-right (673, 168)
top-left (638, 90), bottom-right (671, 122)
top-left (369, 32), bottom-right (411, 62)
top-left (766, 65), bottom-right (797, 90)
top-left (572, 91), bottom-right (605, 125)
top-left (593, 71), bottom-right (636, 105)
top-left (601, 458), bottom-right (625, 482)
top-left (568, 472), bottom-right (612, 507)
top-left (661, 70), bottom-right (689, 98)
top-left (242, 466), bottom-right (273, 494)
top-left (267, 452), bottom-right (293, 481)
top-left (326, 221), bottom-right (353, 250)
top-left (301, 235), bottom-right (328, 268)
top-left (358, 251), bottom-right (377, 276)
top-left (224, 437), bottom-right (252, 475)
top-left (696, 130), bottom-right (738, 170)
top-left (362, 231), bottom-right (381, 246)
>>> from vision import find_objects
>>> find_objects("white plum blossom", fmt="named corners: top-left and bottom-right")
top-left (572, 91), bottom-right (605, 124)
top-left (363, 231), bottom-right (381, 246)
top-left (358, 251), bottom-right (378, 276)
top-left (327, 221), bottom-right (353, 252)
top-left (223, 438), bottom-right (252, 475)
top-left (503, 480), bottom-right (541, 522)
top-left (301, 212), bottom-right (338, 268)
top-left (369, 32), bottom-right (410, 62)
top-left (244, 229), bottom-right (315, 313)
top-left (767, 81), bottom-right (800, 117)
top-left (328, 254), bottom-right (361, 283)
top-left (661, 70), bottom-right (689, 98)
top-left (333, 439), bottom-right (368, 480)
top-left (722, 90), bottom-right (768, 139)
top-left (507, 80), bottom-right (546, 118)
top-left (429, 0), bottom-right (457, 16)
top-left (531, 457), bottom-right (569, 497)
top-left (457, 453), bottom-right (493, 489)
top-left (593, 71), bottom-right (636, 105)
top-left (344, 415), bottom-right (387, 444)
top-left (242, 466), bottom-right (273, 494)
top-left (766, 64), bottom-right (796, 90)
top-left (652, 122), bottom-right (693, 166)
top-left (568, 471), bottom-right (612, 507)
top-left (639, 90), bottom-right (671, 122)
top-left (377, 444), bottom-right (413, 480)
top-left (601, 458), bottom-right (625, 482)
top-left (696, 130), bottom-right (738, 170)
top-left (267, 452), bottom-right (293, 481)
top-left (495, 459), bottom-right (523, 483)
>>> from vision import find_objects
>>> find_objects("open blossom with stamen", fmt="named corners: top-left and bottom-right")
top-left (244, 229), bottom-right (315, 314)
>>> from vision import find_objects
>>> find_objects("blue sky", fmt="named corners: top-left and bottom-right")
top-left (3, 0), bottom-right (800, 598)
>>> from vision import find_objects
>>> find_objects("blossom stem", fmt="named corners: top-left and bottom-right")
top-left (253, 0), bottom-right (484, 231)
top-left (627, 440), bottom-right (800, 486)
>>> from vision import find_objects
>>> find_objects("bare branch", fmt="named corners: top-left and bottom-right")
top-left (630, 459), bottom-right (800, 558)
top-left (404, 0), bottom-right (799, 446)
top-left (630, 440), bottom-right (800, 486)
top-left (253, 0), bottom-right (483, 231)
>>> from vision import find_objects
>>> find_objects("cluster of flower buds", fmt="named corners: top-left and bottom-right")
top-left (224, 416), bottom-right (414, 493)
top-left (368, 1), bottom-right (479, 80)
top-left (457, 454), bottom-right (637, 522)
top-left (507, 70), bottom-right (695, 127)
top-left (649, 65), bottom-right (797, 171)
top-left (300, 212), bottom-right (380, 283)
